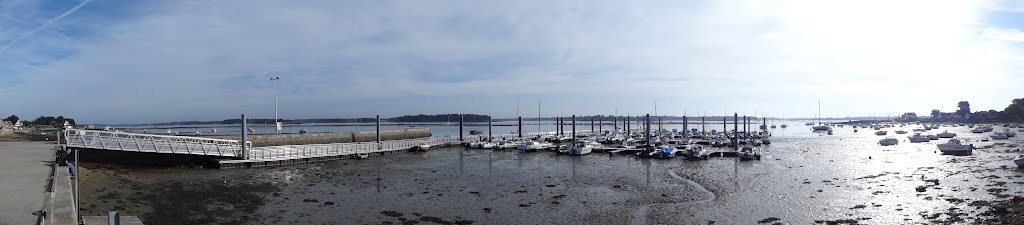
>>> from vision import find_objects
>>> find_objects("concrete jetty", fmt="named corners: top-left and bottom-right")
top-left (0, 142), bottom-right (75, 225)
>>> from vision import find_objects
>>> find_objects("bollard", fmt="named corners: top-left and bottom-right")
top-left (108, 211), bottom-right (120, 225)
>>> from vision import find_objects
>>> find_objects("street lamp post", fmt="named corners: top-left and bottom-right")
top-left (270, 76), bottom-right (281, 134)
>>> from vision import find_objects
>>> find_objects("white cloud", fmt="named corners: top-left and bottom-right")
top-left (982, 27), bottom-right (1024, 42)
top-left (1, 0), bottom-right (1022, 123)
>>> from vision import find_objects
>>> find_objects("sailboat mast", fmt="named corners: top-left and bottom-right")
top-left (538, 100), bottom-right (542, 133)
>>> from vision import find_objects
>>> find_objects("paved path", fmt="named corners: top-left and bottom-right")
top-left (0, 142), bottom-right (55, 225)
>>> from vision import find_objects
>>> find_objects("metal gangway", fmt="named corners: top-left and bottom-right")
top-left (61, 128), bottom-right (622, 166)
top-left (62, 129), bottom-right (246, 157)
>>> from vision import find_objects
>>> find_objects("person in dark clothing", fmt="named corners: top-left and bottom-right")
top-left (55, 147), bottom-right (68, 166)
top-left (56, 147), bottom-right (75, 176)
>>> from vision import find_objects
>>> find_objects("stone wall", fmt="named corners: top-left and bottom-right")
top-left (212, 128), bottom-right (430, 147)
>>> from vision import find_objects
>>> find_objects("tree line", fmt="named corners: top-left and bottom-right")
top-left (928, 99), bottom-right (1024, 122)
top-left (3, 115), bottom-right (76, 127)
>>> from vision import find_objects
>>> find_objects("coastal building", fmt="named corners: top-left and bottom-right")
top-left (898, 112), bottom-right (919, 121)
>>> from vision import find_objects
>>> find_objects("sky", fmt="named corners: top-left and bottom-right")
top-left (1, 0), bottom-right (1023, 124)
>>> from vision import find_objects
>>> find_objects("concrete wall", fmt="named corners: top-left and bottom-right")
top-left (213, 128), bottom-right (430, 147)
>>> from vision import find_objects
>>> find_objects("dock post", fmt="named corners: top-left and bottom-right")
top-left (743, 116), bottom-right (747, 135)
top-left (459, 115), bottom-right (464, 142)
top-left (626, 116), bottom-right (630, 137)
top-left (613, 116), bottom-right (617, 130)
top-left (590, 116), bottom-right (594, 134)
top-left (763, 117), bottom-right (767, 130)
top-left (488, 117), bottom-right (493, 141)
top-left (683, 116), bottom-right (688, 134)
top-left (377, 115), bottom-right (381, 149)
top-left (701, 116), bottom-right (706, 134)
top-left (572, 115), bottom-right (577, 144)
top-left (518, 117), bottom-right (523, 138)
top-left (657, 116), bottom-right (662, 135)
top-left (599, 116), bottom-right (603, 132)
top-left (722, 115), bottom-right (726, 134)
top-left (645, 114), bottom-right (651, 146)
top-left (734, 113), bottom-right (739, 150)
top-left (241, 114), bottom-right (247, 159)
top-left (746, 116), bottom-right (750, 135)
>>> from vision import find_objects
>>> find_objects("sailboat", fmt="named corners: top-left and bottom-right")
top-left (812, 101), bottom-right (830, 131)
top-left (780, 113), bottom-right (788, 128)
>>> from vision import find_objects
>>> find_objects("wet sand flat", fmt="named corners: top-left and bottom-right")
top-left (79, 126), bottom-right (1024, 224)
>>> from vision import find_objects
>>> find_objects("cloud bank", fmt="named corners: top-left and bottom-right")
top-left (1, 0), bottom-right (1022, 123)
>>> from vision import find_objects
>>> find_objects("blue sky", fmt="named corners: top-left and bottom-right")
top-left (1, 0), bottom-right (1023, 124)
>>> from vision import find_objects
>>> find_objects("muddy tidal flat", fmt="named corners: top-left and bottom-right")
top-left (79, 126), bottom-right (1024, 224)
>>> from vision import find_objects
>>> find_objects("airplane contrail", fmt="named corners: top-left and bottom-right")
top-left (0, 0), bottom-right (93, 54)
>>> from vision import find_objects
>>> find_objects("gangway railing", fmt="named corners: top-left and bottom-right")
top-left (62, 129), bottom-right (247, 157)
top-left (63, 128), bottom-right (628, 161)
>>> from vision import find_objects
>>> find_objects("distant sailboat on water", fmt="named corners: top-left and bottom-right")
top-left (812, 100), bottom-right (830, 131)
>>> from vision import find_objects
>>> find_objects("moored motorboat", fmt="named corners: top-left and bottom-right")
top-left (936, 139), bottom-right (973, 155)
top-left (990, 133), bottom-right (1009, 140)
top-left (651, 146), bottom-right (677, 159)
top-left (908, 133), bottom-right (930, 143)
top-left (561, 140), bottom-right (596, 155)
top-left (874, 130), bottom-right (887, 135)
top-left (1014, 154), bottom-right (1024, 168)
top-left (517, 141), bottom-right (549, 151)
top-left (414, 143), bottom-right (430, 151)
top-left (895, 130), bottom-right (907, 134)
top-left (1003, 129), bottom-right (1017, 137)
top-left (878, 137), bottom-right (899, 146)
top-left (936, 131), bottom-right (956, 138)
top-left (494, 140), bottom-right (518, 150)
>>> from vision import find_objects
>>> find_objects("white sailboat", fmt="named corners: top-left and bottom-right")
top-left (812, 100), bottom-right (830, 131)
